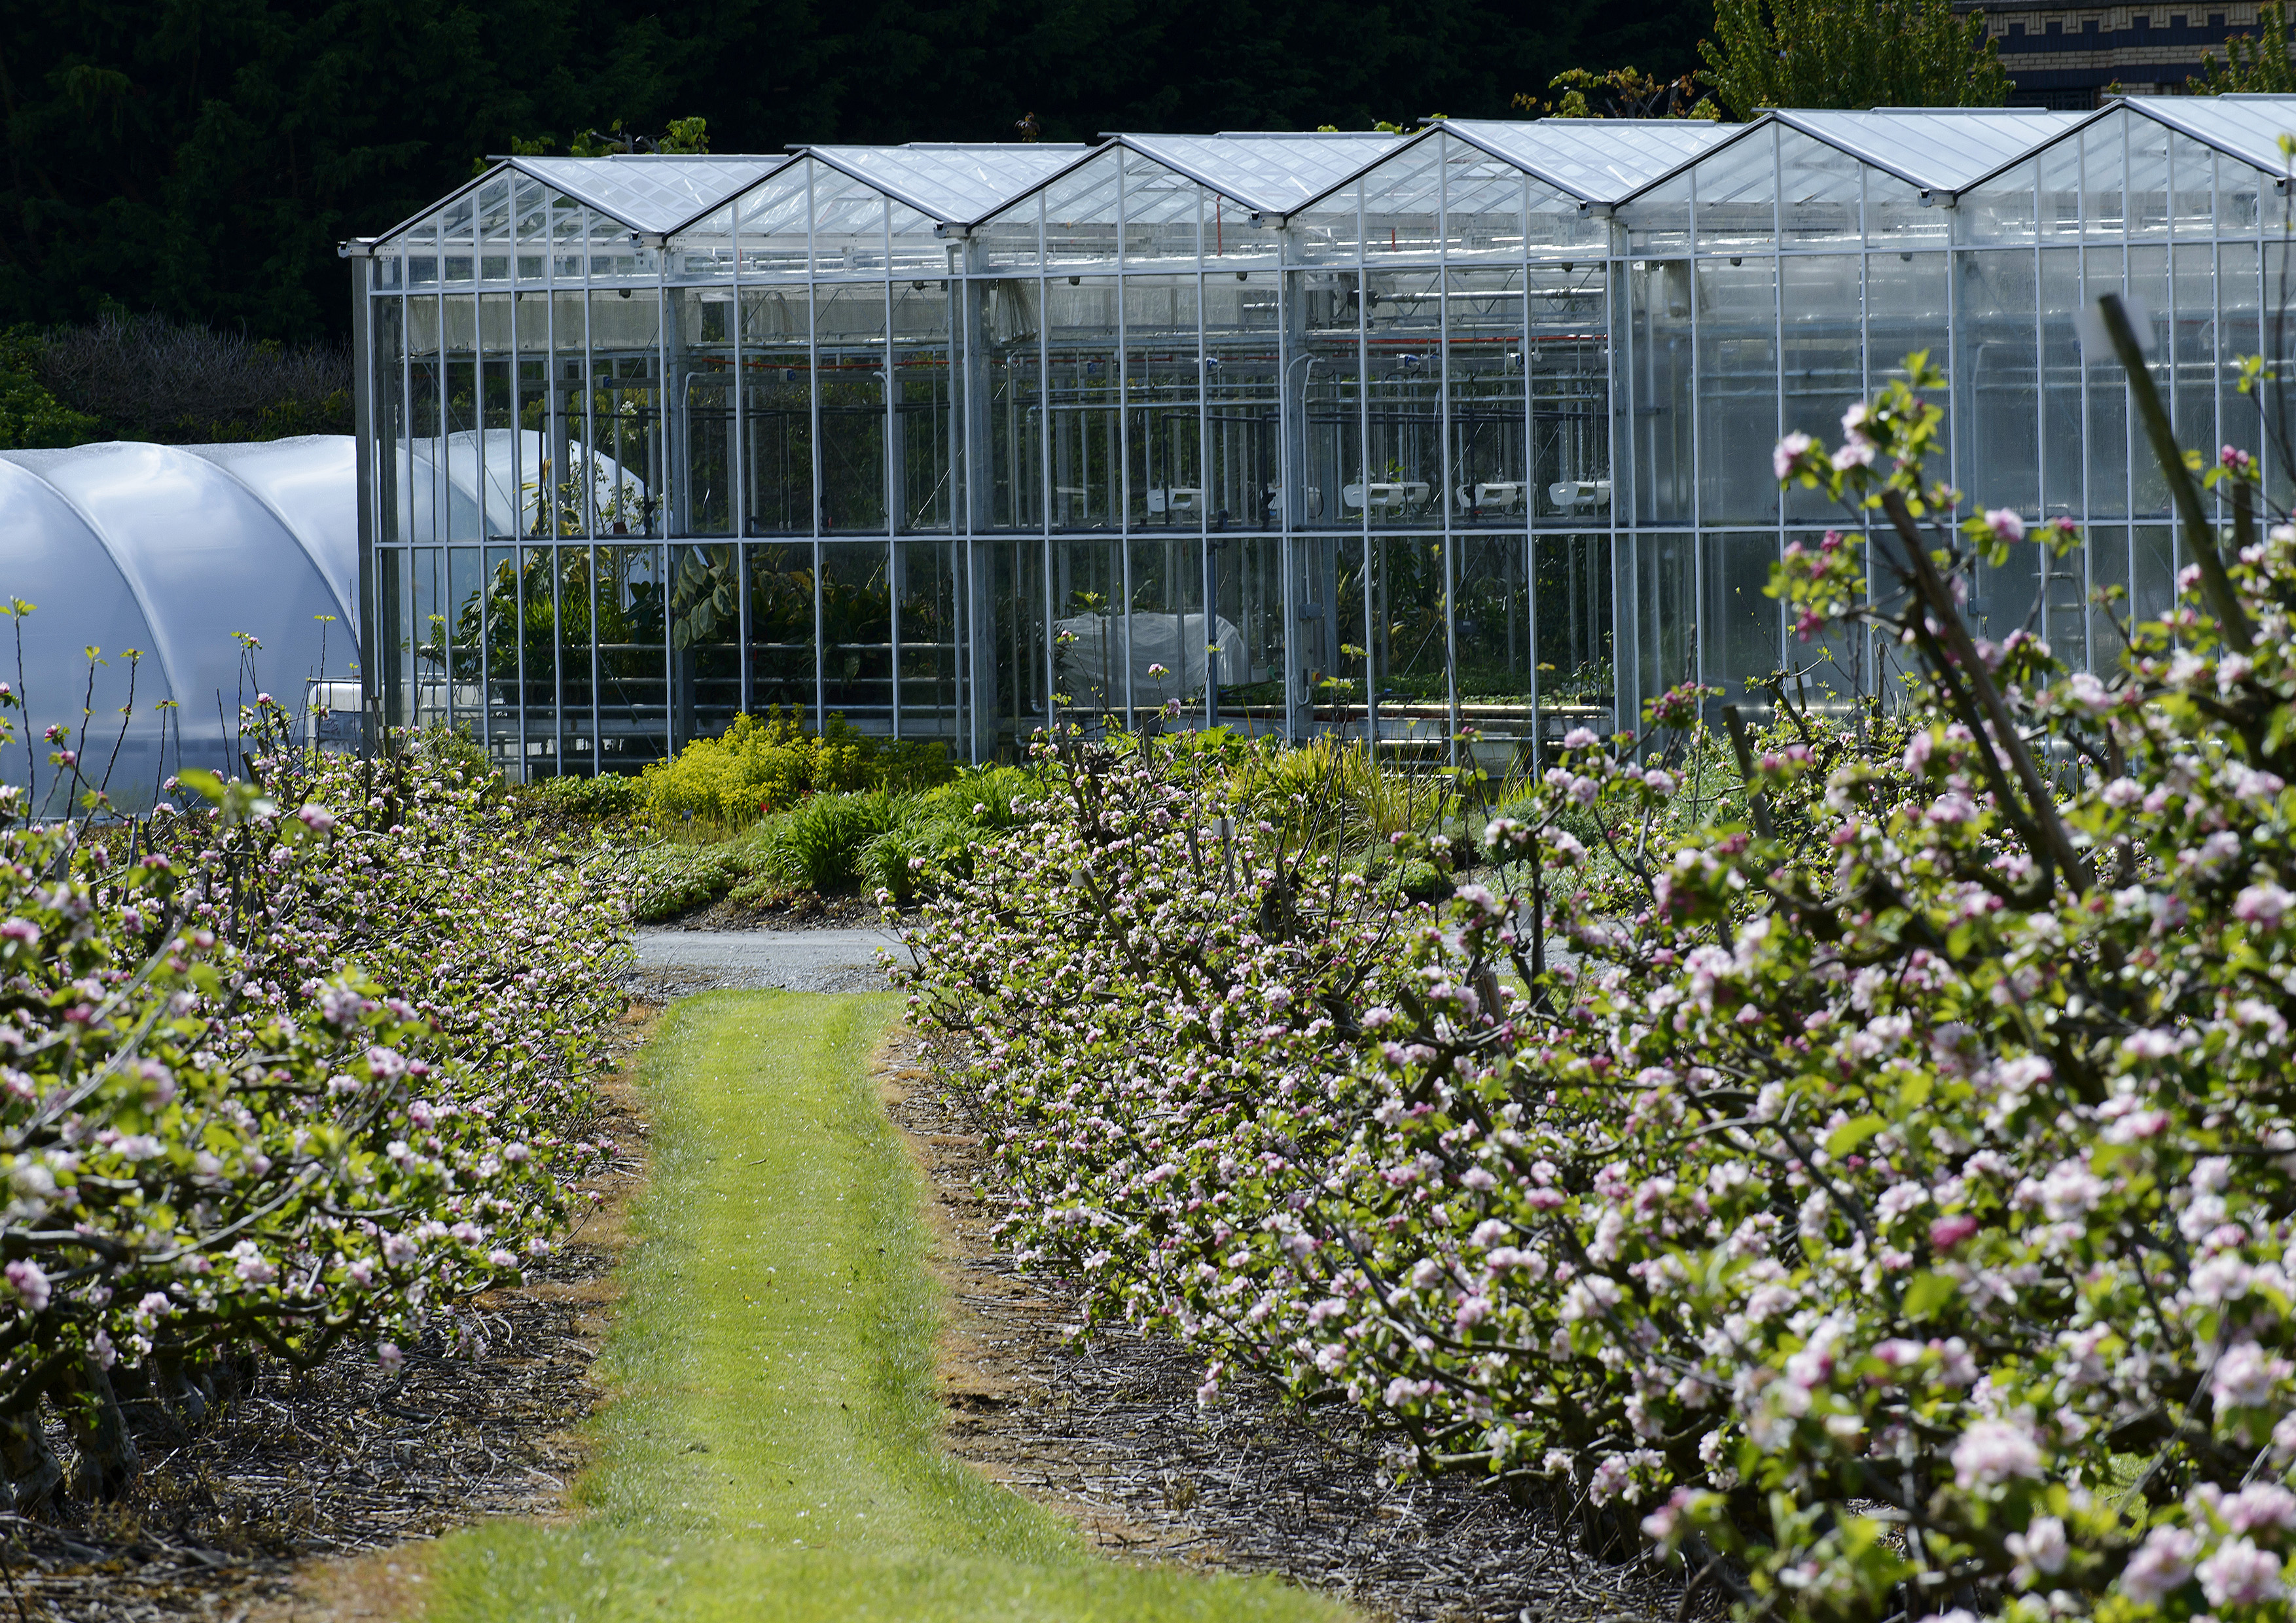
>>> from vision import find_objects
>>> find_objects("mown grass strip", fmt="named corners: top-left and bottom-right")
top-left (418, 990), bottom-right (1348, 1623)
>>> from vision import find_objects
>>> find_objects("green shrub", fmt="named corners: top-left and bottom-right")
top-left (525, 772), bottom-right (644, 819)
top-left (624, 842), bottom-right (749, 922)
top-left (751, 791), bottom-right (900, 892)
top-left (638, 709), bottom-right (954, 827)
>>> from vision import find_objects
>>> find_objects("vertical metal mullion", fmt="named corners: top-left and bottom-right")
top-left (1520, 179), bottom-right (1538, 770)
top-left (2121, 115), bottom-right (2135, 657)
top-left (1197, 185), bottom-right (1215, 731)
top-left (1117, 154), bottom-right (1136, 733)
top-left (1437, 143), bottom-right (1460, 765)
top-left (1039, 192), bottom-right (1056, 734)
top-left (1276, 213), bottom-right (1297, 743)
top-left (1687, 160), bottom-right (1704, 712)
top-left (735, 192), bottom-right (753, 720)
top-left (1774, 138), bottom-right (1789, 719)
top-left (884, 198), bottom-right (899, 739)
top-left (808, 166), bottom-right (826, 733)
top-left (1350, 177), bottom-right (1368, 762)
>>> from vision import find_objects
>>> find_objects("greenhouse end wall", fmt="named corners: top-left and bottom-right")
top-left (350, 102), bottom-right (2296, 779)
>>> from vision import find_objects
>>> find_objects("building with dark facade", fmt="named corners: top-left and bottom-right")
top-left (1964, 0), bottom-right (2288, 106)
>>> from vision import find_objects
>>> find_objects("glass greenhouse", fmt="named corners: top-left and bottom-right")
top-left (348, 96), bottom-right (2296, 777)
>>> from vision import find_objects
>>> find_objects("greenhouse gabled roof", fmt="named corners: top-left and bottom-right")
top-left (2107, 94), bottom-right (2296, 179)
top-left (367, 154), bottom-right (793, 247)
top-left (1769, 108), bottom-right (2091, 196)
top-left (1429, 118), bottom-right (1741, 205)
top-left (789, 143), bottom-right (1088, 226)
top-left (1103, 133), bottom-right (1405, 218)
top-left (509, 156), bottom-right (792, 235)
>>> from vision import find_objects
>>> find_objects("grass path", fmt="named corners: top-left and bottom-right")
top-left (416, 991), bottom-right (1347, 1623)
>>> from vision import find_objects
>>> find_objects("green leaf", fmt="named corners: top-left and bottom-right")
top-left (1824, 1114), bottom-right (1886, 1158)
top-left (1903, 1271), bottom-right (1958, 1321)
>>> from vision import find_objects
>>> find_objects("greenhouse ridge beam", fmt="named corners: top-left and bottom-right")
top-left (348, 99), bottom-right (2296, 783)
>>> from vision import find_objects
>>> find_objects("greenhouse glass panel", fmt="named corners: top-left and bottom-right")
top-left (1627, 258), bottom-right (1693, 526)
top-left (1784, 529), bottom-right (1863, 709)
top-left (1359, 270), bottom-right (1443, 531)
top-left (1632, 531), bottom-right (1696, 717)
top-left (1446, 267), bottom-right (1528, 529)
top-left (1123, 151), bottom-right (1199, 266)
top-left (1961, 161), bottom-right (2039, 247)
top-left (598, 543), bottom-right (672, 768)
top-left (821, 540), bottom-right (893, 727)
top-left (815, 283), bottom-right (889, 534)
top-left (1695, 125), bottom-right (1779, 251)
top-left (1037, 154), bottom-right (1122, 268)
top-left (812, 173), bottom-right (889, 276)
top-left (2086, 247), bottom-right (2132, 518)
top-left (727, 168), bottom-right (814, 278)
top-left (557, 545), bottom-right (594, 766)
top-left (1955, 249), bottom-right (2041, 518)
top-left (1441, 145), bottom-right (1527, 262)
top-left (1369, 535), bottom-right (1453, 752)
top-left (1781, 255), bottom-right (1861, 526)
top-left (1527, 262), bottom-right (1608, 525)
top-left (2170, 237), bottom-right (2217, 496)
top-left (1292, 181), bottom-right (1365, 264)
top-left (1778, 128), bottom-right (1861, 248)
top-left (1048, 540), bottom-right (1129, 715)
top-left (1700, 531), bottom-right (1780, 721)
top-left (2221, 240), bottom-right (2265, 482)
top-left (894, 539), bottom-right (962, 739)
top-left (1361, 139), bottom-right (1444, 259)
top-left (1124, 275), bottom-right (1202, 533)
top-left (746, 541), bottom-right (817, 716)
top-left (2037, 245), bottom-right (2085, 522)
top-left (1202, 274), bottom-right (1283, 531)
top-left (1452, 535), bottom-right (1535, 707)
top-left (1535, 530), bottom-right (1614, 741)
top-left (1297, 275), bottom-right (1366, 531)
top-left (1220, 534), bottom-right (1288, 724)
top-left (2129, 118), bottom-right (2172, 238)
top-left (892, 279), bottom-right (958, 533)
top-left (1624, 172), bottom-right (1692, 256)
top-left (2134, 523), bottom-right (2177, 628)
top-left (665, 541), bottom-right (735, 743)
top-left (1697, 256), bottom-right (1779, 526)
top-left (2084, 121), bottom-right (2128, 240)
top-left (1865, 173), bottom-right (1945, 245)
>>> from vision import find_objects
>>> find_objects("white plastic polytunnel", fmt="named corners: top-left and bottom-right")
top-left (0, 437), bottom-right (362, 817)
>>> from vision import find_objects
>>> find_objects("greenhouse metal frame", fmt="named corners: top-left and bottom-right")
top-left (348, 97), bottom-right (2296, 777)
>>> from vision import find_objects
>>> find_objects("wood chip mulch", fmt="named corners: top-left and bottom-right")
top-left (880, 1024), bottom-right (1698, 1623)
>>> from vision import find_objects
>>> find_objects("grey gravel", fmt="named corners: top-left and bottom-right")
top-left (625, 926), bottom-right (904, 995)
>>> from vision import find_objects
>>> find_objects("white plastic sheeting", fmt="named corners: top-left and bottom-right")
top-left (1053, 610), bottom-right (1246, 704)
top-left (395, 429), bottom-right (645, 543)
top-left (0, 437), bottom-right (360, 815)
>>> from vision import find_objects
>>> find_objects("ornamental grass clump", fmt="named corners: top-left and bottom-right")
top-left (905, 325), bottom-right (2296, 1622)
top-left (0, 688), bottom-right (624, 1505)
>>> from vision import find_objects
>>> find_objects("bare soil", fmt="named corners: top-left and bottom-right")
top-left (880, 1024), bottom-right (1689, 1623)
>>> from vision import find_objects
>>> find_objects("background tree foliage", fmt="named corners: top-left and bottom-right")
top-left (0, 0), bottom-right (1710, 346)
top-left (2197, 0), bottom-right (2296, 90)
top-left (1697, 0), bottom-right (2009, 119)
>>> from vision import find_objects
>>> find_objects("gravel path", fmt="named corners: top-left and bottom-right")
top-left (628, 926), bottom-right (903, 995)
